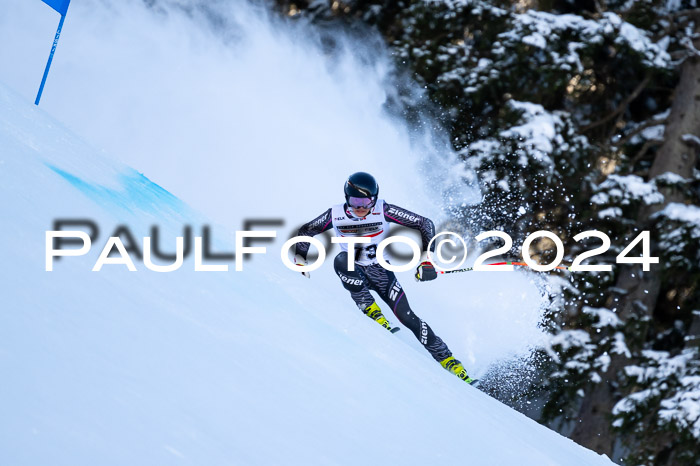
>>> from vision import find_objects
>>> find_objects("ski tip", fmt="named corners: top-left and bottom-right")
top-left (390, 327), bottom-right (400, 334)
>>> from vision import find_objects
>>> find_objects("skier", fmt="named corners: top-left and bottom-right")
top-left (293, 172), bottom-right (476, 384)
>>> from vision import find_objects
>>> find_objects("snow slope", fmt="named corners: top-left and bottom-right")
top-left (0, 0), bottom-right (552, 377)
top-left (1, 0), bottom-right (614, 463)
top-left (0, 77), bottom-right (616, 465)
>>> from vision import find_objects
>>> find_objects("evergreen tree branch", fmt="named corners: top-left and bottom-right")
top-left (617, 116), bottom-right (669, 147)
top-left (581, 75), bottom-right (651, 133)
top-left (670, 8), bottom-right (700, 21)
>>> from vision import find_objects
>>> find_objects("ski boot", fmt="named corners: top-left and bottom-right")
top-left (440, 356), bottom-right (478, 385)
top-left (364, 303), bottom-right (400, 333)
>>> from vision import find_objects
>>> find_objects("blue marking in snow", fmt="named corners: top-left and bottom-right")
top-left (47, 164), bottom-right (189, 218)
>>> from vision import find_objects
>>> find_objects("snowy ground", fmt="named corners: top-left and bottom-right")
top-left (1, 1), bottom-right (614, 464)
top-left (0, 77), bottom-right (613, 466)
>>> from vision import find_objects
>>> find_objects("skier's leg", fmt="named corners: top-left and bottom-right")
top-left (333, 252), bottom-right (394, 331)
top-left (365, 265), bottom-right (476, 383)
top-left (363, 264), bottom-right (452, 362)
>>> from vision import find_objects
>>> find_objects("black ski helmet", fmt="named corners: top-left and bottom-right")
top-left (344, 172), bottom-right (379, 206)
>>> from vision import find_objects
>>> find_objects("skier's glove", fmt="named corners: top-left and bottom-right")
top-left (415, 252), bottom-right (437, 282)
top-left (294, 254), bottom-right (310, 279)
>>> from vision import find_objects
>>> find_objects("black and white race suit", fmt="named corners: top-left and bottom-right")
top-left (296, 199), bottom-right (452, 362)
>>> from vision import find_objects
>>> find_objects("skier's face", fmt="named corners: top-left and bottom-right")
top-left (352, 206), bottom-right (370, 217)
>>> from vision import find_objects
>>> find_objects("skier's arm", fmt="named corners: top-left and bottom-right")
top-left (384, 203), bottom-right (438, 281)
top-left (383, 203), bottom-right (436, 253)
top-left (294, 208), bottom-right (333, 260)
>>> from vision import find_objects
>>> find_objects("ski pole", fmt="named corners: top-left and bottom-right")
top-left (438, 261), bottom-right (571, 274)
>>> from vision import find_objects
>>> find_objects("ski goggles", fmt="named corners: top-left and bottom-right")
top-left (347, 196), bottom-right (376, 209)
